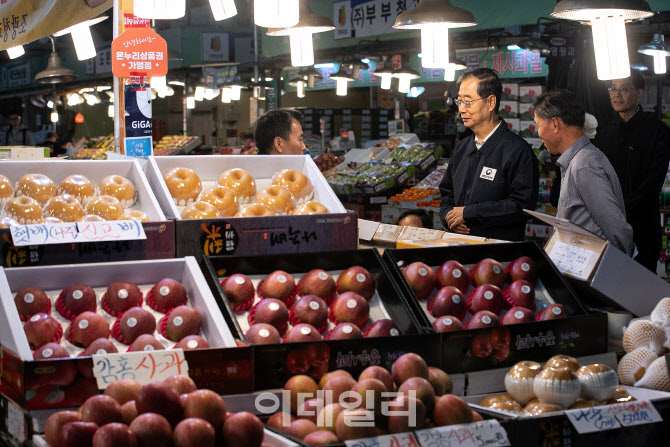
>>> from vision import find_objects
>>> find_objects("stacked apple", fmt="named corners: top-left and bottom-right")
top-left (401, 256), bottom-right (569, 334)
top-left (268, 353), bottom-right (479, 445)
top-left (221, 265), bottom-right (402, 346)
top-left (43, 375), bottom-right (271, 447)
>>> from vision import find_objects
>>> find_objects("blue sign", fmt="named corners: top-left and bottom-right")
top-left (124, 136), bottom-right (153, 158)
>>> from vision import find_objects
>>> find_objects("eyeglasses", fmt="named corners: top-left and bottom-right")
top-left (454, 97), bottom-right (486, 108)
top-left (608, 87), bottom-right (636, 95)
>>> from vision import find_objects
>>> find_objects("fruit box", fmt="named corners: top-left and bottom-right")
top-left (383, 242), bottom-right (608, 374)
top-left (0, 257), bottom-right (240, 410)
top-left (502, 83), bottom-right (519, 101)
top-left (526, 210), bottom-right (670, 318)
top-left (519, 85), bottom-right (543, 103)
top-left (499, 101), bottom-right (519, 119)
top-left (201, 249), bottom-right (437, 390)
top-left (145, 155), bottom-right (357, 261)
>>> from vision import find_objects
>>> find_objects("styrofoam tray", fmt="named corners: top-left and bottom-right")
top-left (0, 159), bottom-right (166, 221)
top-left (146, 155), bottom-right (346, 220)
top-left (0, 257), bottom-right (236, 360)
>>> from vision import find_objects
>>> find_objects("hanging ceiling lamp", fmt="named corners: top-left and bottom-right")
top-left (329, 64), bottom-right (355, 96)
top-left (255, 0), bottom-right (300, 28)
top-left (393, 0), bottom-right (476, 69)
top-left (551, 0), bottom-right (654, 80)
top-left (638, 34), bottom-right (670, 75)
top-left (209, 0), bottom-right (237, 21)
top-left (267, 0), bottom-right (335, 67)
top-left (53, 15), bottom-right (107, 61)
top-left (301, 66), bottom-right (323, 87)
top-left (135, 0), bottom-right (186, 20)
top-left (34, 37), bottom-right (77, 84)
top-left (221, 87), bottom-right (233, 103)
top-left (288, 77), bottom-right (306, 98)
top-left (374, 64), bottom-right (395, 90)
top-left (7, 45), bottom-right (24, 59)
top-left (228, 76), bottom-right (246, 100)
top-left (393, 62), bottom-right (421, 94)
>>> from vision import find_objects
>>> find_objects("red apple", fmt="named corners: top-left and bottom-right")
top-left (135, 381), bottom-right (184, 427)
top-left (183, 389), bottom-right (227, 432)
top-left (246, 323), bottom-right (281, 344)
top-left (359, 366), bottom-right (394, 393)
top-left (402, 262), bottom-right (435, 300)
top-left (71, 311), bottom-right (110, 348)
top-left (104, 378), bottom-right (142, 405)
top-left (506, 256), bottom-right (538, 285)
top-left (392, 352), bottom-right (429, 386)
top-left (260, 270), bottom-right (296, 304)
top-left (470, 258), bottom-right (506, 288)
top-left (337, 266), bottom-right (376, 300)
top-left (45, 411), bottom-right (81, 447)
top-left (433, 395), bottom-right (473, 426)
top-left (129, 413), bottom-right (172, 447)
top-left (221, 412), bottom-right (264, 447)
top-left (33, 342), bottom-right (69, 360)
top-left (432, 316), bottom-right (463, 332)
top-left (92, 423), bottom-right (138, 447)
top-left (83, 338), bottom-right (118, 356)
top-left (465, 311), bottom-right (500, 329)
top-left (501, 306), bottom-right (535, 325)
top-left (489, 327), bottom-right (511, 350)
top-left (328, 323), bottom-right (363, 340)
top-left (285, 323), bottom-right (323, 343)
top-left (221, 273), bottom-right (255, 307)
top-left (80, 394), bottom-right (123, 426)
top-left (23, 313), bottom-right (61, 349)
top-left (173, 418), bottom-right (215, 447)
top-left (387, 395), bottom-right (426, 433)
top-left (536, 303), bottom-right (567, 321)
top-left (436, 260), bottom-right (470, 293)
top-left (503, 280), bottom-right (535, 310)
top-left (58, 421), bottom-right (99, 447)
top-left (330, 292), bottom-right (369, 329)
top-left (430, 286), bottom-right (466, 319)
top-left (299, 269), bottom-right (337, 301)
top-left (163, 375), bottom-right (197, 395)
top-left (467, 284), bottom-right (504, 315)
top-left (365, 319), bottom-right (400, 337)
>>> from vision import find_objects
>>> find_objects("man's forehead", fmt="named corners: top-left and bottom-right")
top-left (611, 78), bottom-right (634, 86)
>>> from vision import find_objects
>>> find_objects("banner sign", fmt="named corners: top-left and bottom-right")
top-left (112, 27), bottom-right (168, 79)
top-left (333, 0), bottom-right (419, 40)
top-left (124, 84), bottom-right (152, 139)
top-left (0, 0), bottom-right (111, 50)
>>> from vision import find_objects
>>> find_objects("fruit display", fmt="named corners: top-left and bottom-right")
top-left (313, 152), bottom-right (344, 173)
top-left (389, 187), bottom-right (438, 204)
top-left (266, 353), bottom-right (475, 445)
top-left (416, 199), bottom-right (441, 208)
top-left (328, 161), bottom-right (413, 196)
top-left (474, 355), bottom-right (629, 416)
top-left (72, 135), bottom-right (114, 160)
top-left (414, 169), bottom-right (446, 189)
top-left (154, 135), bottom-right (201, 156)
top-left (388, 145), bottom-right (441, 164)
top-left (42, 375), bottom-right (273, 447)
top-left (616, 298), bottom-right (670, 391)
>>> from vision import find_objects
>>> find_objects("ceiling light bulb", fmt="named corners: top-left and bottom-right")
top-left (47, 101), bottom-right (54, 109)
top-left (652, 53), bottom-right (667, 74)
top-left (7, 45), bottom-right (24, 59)
top-left (51, 112), bottom-right (59, 123)
top-left (108, 105), bottom-right (114, 117)
top-left (444, 64), bottom-right (457, 82)
top-left (297, 81), bottom-right (305, 98)
top-left (289, 28), bottom-right (315, 67)
top-left (151, 76), bottom-right (167, 91)
top-left (639, 34), bottom-right (670, 75)
top-left (231, 85), bottom-right (242, 100)
top-left (195, 86), bottom-right (205, 101)
top-left (70, 24), bottom-right (97, 60)
top-left (134, 0), bottom-right (186, 19)
top-left (398, 77), bottom-right (411, 93)
top-left (421, 24), bottom-right (450, 69)
top-left (209, 0), bottom-right (237, 21)
top-left (254, 0), bottom-right (299, 28)
top-left (336, 79), bottom-right (348, 96)
top-left (591, 15), bottom-right (630, 80)
top-left (379, 73), bottom-right (392, 90)
top-left (221, 87), bottom-right (232, 103)
top-left (186, 96), bottom-right (195, 109)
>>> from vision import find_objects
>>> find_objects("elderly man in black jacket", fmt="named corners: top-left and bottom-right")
top-left (595, 70), bottom-right (670, 272)
top-left (439, 68), bottom-right (539, 241)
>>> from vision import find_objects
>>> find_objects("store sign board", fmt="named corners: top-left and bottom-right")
top-left (1, 62), bottom-right (29, 88)
top-left (203, 66), bottom-right (237, 88)
top-left (86, 47), bottom-right (112, 74)
top-left (124, 136), bottom-right (153, 158)
top-left (202, 32), bottom-right (230, 62)
top-left (332, 0), bottom-right (418, 40)
top-left (112, 27), bottom-right (168, 78)
top-left (93, 349), bottom-right (188, 389)
top-left (0, 0), bottom-right (111, 50)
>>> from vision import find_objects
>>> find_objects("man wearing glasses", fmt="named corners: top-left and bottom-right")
top-left (439, 68), bottom-right (539, 241)
top-left (2, 113), bottom-right (35, 146)
top-left (595, 70), bottom-right (670, 272)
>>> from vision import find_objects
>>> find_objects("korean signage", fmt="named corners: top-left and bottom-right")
top-left (203, 66), bottom-right (237, 88)
top-left (124, 83), bottom-right (153, 157)
top-left (9, 221), bottom-right (146, 247)
top-left (1, 62), bottom-right (29, 88)
top-left (93, 349), bottom-right (188, 388)
top-left (333, 0), bottom-right (419, 40)
top-left (112, 27), bottom-right (168, 78)
top-left (86, 47), bottom-right (112, 74)
top-left (202, 32), bottom-right (230, 62)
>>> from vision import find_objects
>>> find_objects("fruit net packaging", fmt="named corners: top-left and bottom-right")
top-left (145, 154), bottom-right (357, 261)
top-left (201, 249), bottom-right (439, 390)
top-left (0, 257), bottom-right (236, 410)
top-left (0, 159), bottom-right (175, 268)
top-left (383, 242), bottom-right (608, 374)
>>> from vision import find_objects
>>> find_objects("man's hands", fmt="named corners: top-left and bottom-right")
top-left (445, 207), bottom-right (470, 234)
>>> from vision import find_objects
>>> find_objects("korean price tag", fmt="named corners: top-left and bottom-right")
top-left (609, 400), bottom-right (663, 427)
top-left (92, 349), bottom-right (189, 389)
top-left (565, 406), bottom-right (621, 434)
top-left (415, 420), bottom-right (510, 447)
top-left (345, 433), bottom-right (420, 447)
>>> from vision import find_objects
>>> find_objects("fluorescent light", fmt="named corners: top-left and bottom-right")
top-left (361, 58), bottom-right (371, 64)
top-left (296, 81), bottom-right (305, 98)
top-left (653, 54), bottom-right (667, 74)
top-left (639, 34), bottom-right (670, 75)
top-left (51, 112), bottom-right (59, 123)
top-left (195, 86), bottom-right (205, 101)
top-left (134, 0), bottom-right (185, 19)
top-left (254, 0), bottom-right (299, 28)
top-left (591, 16), bottom-right (630, 80)
top-left (221, 87), bottom-right (232, 103)
top-left (336, 79), bottom-right (349, 96)
top-left (421, 24), bottom-right (450, 68)
top-left (314, 63), bottom-right (334, 69)
top-left (96, 85), bottom-right (111, 91)
top-left (151, 76), bottom-right (167, 91)
top-left (169, 81), bottom-right (186, 86)
top-left (7, 46), bottom-right (24, 59)
top-left (408, 86), bottom-right (425, 98)
top-left (231, 85), bottom-right (242, 100)
top-left (378, 74), bottom-right (392, 90)
top-left (54, 17), bottom-right (108, 61)
top-left (444, 64), bottom-right (457, 82)
top-left (398, 77), bottom-right (411, 93)
top-left (209, 0), bottom-right (237, 21)
top-left (507, 45), bottom-right (521, 50)
top-left (186, 96), bottom-right (195, 109)
top-left (108, 105), bottom-right (114, 117)
top-left (47, 101), bottom-right (54, 109)
top-left (289, 28), bottom-right (315, 67)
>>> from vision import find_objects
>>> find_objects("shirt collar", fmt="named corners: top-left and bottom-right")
top-left (475, 121), bottom-right (502, 149)
top-left (556, 134), bottom-right (590, 171)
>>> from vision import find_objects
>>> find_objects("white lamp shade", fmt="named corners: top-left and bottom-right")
top-left (254, 0), bottom-right (299, 28)
top-left (591, 16), bottom-right (630, 80)
top-left (7, 45), bottom-right (24, 59)
top-left (421, 24), bottom-right (449, 69)
top-left (134, 0), bottom-right (186, 19)
top-left (398, 77), bottom-right (411, 93)
top-left (70, 25), bottom-right (97, 61)
top-left (221, 87), bottom-right (232, 103)
top-left (297, 81), bottom-right (305, 98)
top-left (108, 105), bottom-right (114, 117)
top-left (380, 74), bottom-right (392, 90)
top-left (51, 112), bottom-right (59, 123)
top-left (289, 29), bottom-right (315, 67)
top-left (209, 0), bottom-right (237, 21)
top-left (186, 96), bottom-right (195, 109)
top-left (336, 79), bottom-right (348, 96)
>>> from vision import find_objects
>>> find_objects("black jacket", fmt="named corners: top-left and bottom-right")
top-left (439, 120), bottom-right (539, 241)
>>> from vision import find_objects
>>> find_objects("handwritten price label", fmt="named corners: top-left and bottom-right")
top-left (548, 240), bottom-right (594, 280)
top-left (607, 400), bottom-right (663, 427)
top-left (565, 406), bottom-right (620, 433)
top-left (415, 420), bottom-right (510, 447)
top-left (10, 221), bottom-right (146, 246)
top-left (345, 433), bottom-right (420, 447)
top-left (92, 349), bottom-right (189, 389)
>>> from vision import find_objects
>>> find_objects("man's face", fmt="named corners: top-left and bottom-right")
top-left (9, 115), bottom-right (20, 128)
top-left (457, 77), bottom-right (494, 132)
top-left (279, 118), bottom-right (306, 155)
top-left (534, 114), bottom-right (559, 154)
top-left (609, 78), bottom-right (641, 114)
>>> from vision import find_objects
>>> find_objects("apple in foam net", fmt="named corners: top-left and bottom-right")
top-left (221, 273), bottom-right (255, 306)
top-left (431, 286), bottom-right (466, 319)
top-left (245, 323), bottom-right (281, 345)
top-left (252, 298), bottom-right (289, 332)
top-left (33, 342), bottom-right (70, 360)
top-left (467, 284), bottom-right (504, 315)
top-left (436, 260), bottom-right (470, 293)
top-left (329, 323), bottom-right (363, 340)
top-left (337, 266), bottom-right (376, 300)
top-left (71, 311), bottom-right (110, 348)
top-left (129, 334), bottom-right (164, 352)
top-left (402, 261), bottom-right (435, 300)
top-left (331, 291), bottom-right (370, 329)
top-left (503, 280), bottom-right (536, 310)
top-left (260, 270), bottom-right (296, 303)
top-left (164, 305), bottom-right (203, 341)
top-left (83, 338), bottom-right (118, 356)
top-left (471, 258), bottom-right (506, 288)
top-left (507, 256), bottom-right (538, 285)
top-left (23, 313), bottom-right (61, 349)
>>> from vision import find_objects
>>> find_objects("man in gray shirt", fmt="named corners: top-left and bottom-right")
top-left (533, 90), bottom-right (634, 256)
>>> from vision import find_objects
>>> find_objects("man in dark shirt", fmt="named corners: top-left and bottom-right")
top-left (595, 70), bottom-right (670, 272)
top-left (438, 68), bottom-right (539, 241)
top-left (253, 109), bottom-right (306, 155)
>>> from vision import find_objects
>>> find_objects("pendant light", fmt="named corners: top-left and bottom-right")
top-left (374, 64), bottom-right (395, 90)
top-left (53, 16), bottom-right (107, 61)
top-left (393, 0), bottom-right (476, 69)
top-left (301, 66), bottom-right (323, 87)
top-left (551, 0), bottom-right (654, 80)
top-left (329, 64), bottom-right (355, 96)
top-left (209, 0), bottom-right (237, 21)
top-left (288, 77), bottom-right (306, 98)
top-left (228, 77), bottom-right (246, 100)
top-left (267, 0), bottom-right (335, 67)
top-left (254, 0), bottom-right (299, 28)
top-left (186, 96), bottom-right (196, 109)
top-left (34, 37), bottom-right (77, 84)
top-left (7, 45), bottom-right (24, 59)
top-left (135, 0), bottom-right (186, 20)
top-left (392, 62), bottom-right (421, 94)
top-left (221, 87), bottom-right (233, 103)
top-left (638, 34), bottom-right (670, 75)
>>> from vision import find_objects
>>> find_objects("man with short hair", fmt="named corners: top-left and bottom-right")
top-left (438, 68), bottom-right (539, 241)
top-left (595, 70), bottom-right (670, 272)
top-left (398, 210), bottom-right (431, 228)
top-left (3, 113), bottom-right (35, 146)
top-left (253, 109), bottom-right (306, 155)
top-left (533, 89), bottom-right (634, 256)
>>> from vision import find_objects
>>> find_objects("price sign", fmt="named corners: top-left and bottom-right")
top-left (10, 221), bottom-right (146, 246)
top-left (345, 433), bottom-right (420, 447)
top-left (415, 420), bottom-right (510, 447)
top-left (548, 240), bottom-right (595, 280)
top-left (93, 349), bottom-right (189, 389)
top-left (565, 407), bottom-right (620, 434)
top-left (608, 400), bottom-right (663, 427)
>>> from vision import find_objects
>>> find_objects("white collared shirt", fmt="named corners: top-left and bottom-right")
top-left (475, 121), bottom-right (502, 149)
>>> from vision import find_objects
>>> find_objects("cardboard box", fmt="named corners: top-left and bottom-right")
top-left (505, 118), bottom-right (520, 134)
top-left (0, 257), bottom-right (239, 409)
top-left (519, 85), bottom-right (543, 103)
top-left (526, 210), bottom-right (670, 317)
top-left (519, 120), bottom-right (539, 138)
top-left (145, 155), bottom-right (357, 261)
top-left (502, 83), bottom-right (519, 101)
top-left (519, 103), bottom-right (535, 120)
top-left (499, 101), bottom-right (519, 119)
top-left (383, 242), bottom-right (608, 374)
top-left (0, 160), bottom-right (174, 267)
